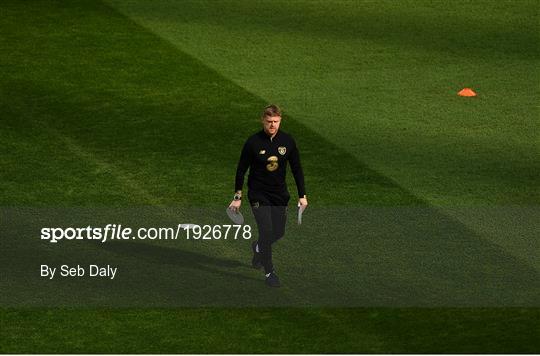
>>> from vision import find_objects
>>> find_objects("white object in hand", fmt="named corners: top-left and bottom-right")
top-left (297, 203), bottom-right (306, 225)
top-left (226, 207), bottom-right (245, 225)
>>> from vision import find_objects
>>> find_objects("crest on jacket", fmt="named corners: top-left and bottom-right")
top-left (278, 146), bottom-right (287, 155)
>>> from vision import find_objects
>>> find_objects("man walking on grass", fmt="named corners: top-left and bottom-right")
top-left (228, 104), bottom-right (308, 287)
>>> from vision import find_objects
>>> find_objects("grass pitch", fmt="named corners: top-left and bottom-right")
top-left (1, 0), bottom-right (539, 353)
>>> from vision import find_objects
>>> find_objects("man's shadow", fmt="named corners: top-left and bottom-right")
top-left (102, 240), bottom-right (261, 283)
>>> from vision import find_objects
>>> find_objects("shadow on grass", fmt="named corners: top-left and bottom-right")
top-left (1, 1), bottom-right (538, 307)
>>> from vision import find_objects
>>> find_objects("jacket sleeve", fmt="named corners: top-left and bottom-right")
top-left (235, 139), bottom-right (252, 192)
top-left (289, 139), bottom-right (306, 197)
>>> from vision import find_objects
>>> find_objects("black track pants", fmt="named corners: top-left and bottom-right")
top-left (249, 190), bottom-right (289, 274)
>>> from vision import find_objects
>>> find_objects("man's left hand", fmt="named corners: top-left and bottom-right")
top-left (298, 197), bottom-right (308, 212)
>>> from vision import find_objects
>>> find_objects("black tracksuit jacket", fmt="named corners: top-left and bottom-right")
top-left (235, 130), bottom-right (306, 200)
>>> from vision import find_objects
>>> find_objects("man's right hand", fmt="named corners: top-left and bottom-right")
top-left (228, 199), bottom-right (241, 212)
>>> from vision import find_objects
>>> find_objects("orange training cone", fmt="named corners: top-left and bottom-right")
top-left (458, 88), bottom-right (477, 97)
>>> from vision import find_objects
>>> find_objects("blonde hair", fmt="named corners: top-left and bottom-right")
top-left (261, 104), bottom-right (282, 119)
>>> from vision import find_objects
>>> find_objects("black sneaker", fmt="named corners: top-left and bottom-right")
top-left (251, 240), bottom-right (263, 269)
top-left (265, 271), bottom-right (280, 288)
